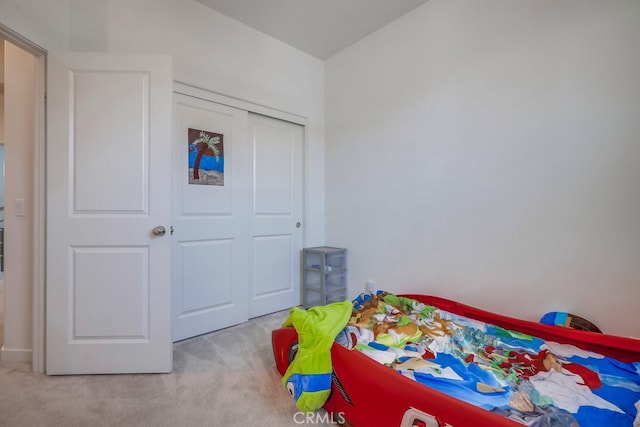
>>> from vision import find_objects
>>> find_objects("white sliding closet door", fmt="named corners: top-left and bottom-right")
top-left (248, 113), bottom-right (303, 318)
top-left (171, 94), bottom-right (250, 341)
top-left (171, 94), bottom-right (304, 341)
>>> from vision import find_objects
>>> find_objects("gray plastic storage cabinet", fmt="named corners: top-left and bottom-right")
top-left (302, 246), bottom-right (347, 308)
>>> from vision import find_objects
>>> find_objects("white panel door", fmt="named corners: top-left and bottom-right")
top-left (249, 113), bottom-right (303, 318)
top-left (46, 53), bottom-right (173, 374)
top-left (171, 94), bottom-right (250, 342)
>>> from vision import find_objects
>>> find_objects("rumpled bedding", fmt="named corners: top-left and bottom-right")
top-left (337, 292), bottom-right (640, 427)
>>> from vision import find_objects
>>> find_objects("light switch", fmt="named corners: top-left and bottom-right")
top-left (14, 199), bottom-right (25, 217)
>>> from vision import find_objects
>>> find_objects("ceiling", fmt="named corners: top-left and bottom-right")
top-left (195, 0), bottom-right (429, 60)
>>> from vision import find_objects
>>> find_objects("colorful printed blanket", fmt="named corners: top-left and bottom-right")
top-left (338, 292), bottom-right (640, 427)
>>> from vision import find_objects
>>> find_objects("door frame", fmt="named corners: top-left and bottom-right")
top-left (0, 23), bottom-right (47, 374)
top-left (173, 82), bottom-right (308, 128)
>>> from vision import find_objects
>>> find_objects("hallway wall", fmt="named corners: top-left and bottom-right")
top-left (0, 41), bottom-right (35, 362)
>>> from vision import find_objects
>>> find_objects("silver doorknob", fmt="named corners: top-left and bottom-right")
top-left (152, 225), bottom-right (166, 236)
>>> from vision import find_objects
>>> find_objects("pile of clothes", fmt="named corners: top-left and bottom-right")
top-left (335, 292), bottom-right (640, 427)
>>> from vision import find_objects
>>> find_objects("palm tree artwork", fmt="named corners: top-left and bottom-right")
top-left (188, 128), bottom-right (224, 186)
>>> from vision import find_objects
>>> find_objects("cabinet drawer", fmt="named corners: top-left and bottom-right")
top-left (304, 289), bottom-right (323, 308)
top-left (325, 273), bottom-right (346, 292)
top-left (325, 253), bottom-right (346, 270)
top-left (324, 291), bottom-right (347, 304)
top-left (304, 289), bottom-right (347, 308)
top-left (304, 270), bottom-right (323, 291)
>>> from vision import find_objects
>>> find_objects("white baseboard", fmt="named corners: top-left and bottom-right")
top-left (0, 345), bottom-right (32, 363)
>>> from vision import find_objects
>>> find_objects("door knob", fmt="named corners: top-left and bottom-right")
top-left (152, 225), bottom-right (166, 236)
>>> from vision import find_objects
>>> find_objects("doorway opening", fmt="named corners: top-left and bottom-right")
top-left (0, 23), bottom-right (46, 373)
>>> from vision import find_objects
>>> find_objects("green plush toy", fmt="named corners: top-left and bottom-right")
top-left (281, 300), bottom-right (353, 413)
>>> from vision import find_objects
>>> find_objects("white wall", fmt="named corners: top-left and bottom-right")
top-left (326, 0), bottom-right (640, 337)
top-left (0, 0), bottom-right (325, 360)
top-left (0, 0), bottom-right (71, 51)
top-left (1, 41), bottom-right (35, 362)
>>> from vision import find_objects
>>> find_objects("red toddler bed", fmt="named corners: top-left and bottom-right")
top-left (272, 293), bottom-right (640, 427)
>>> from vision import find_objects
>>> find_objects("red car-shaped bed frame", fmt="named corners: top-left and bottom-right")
top-left (272, 294), bottom-right (640, 427)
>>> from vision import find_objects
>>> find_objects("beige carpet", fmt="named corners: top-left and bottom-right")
top-left (0, 309), bottom-right (337, 427)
